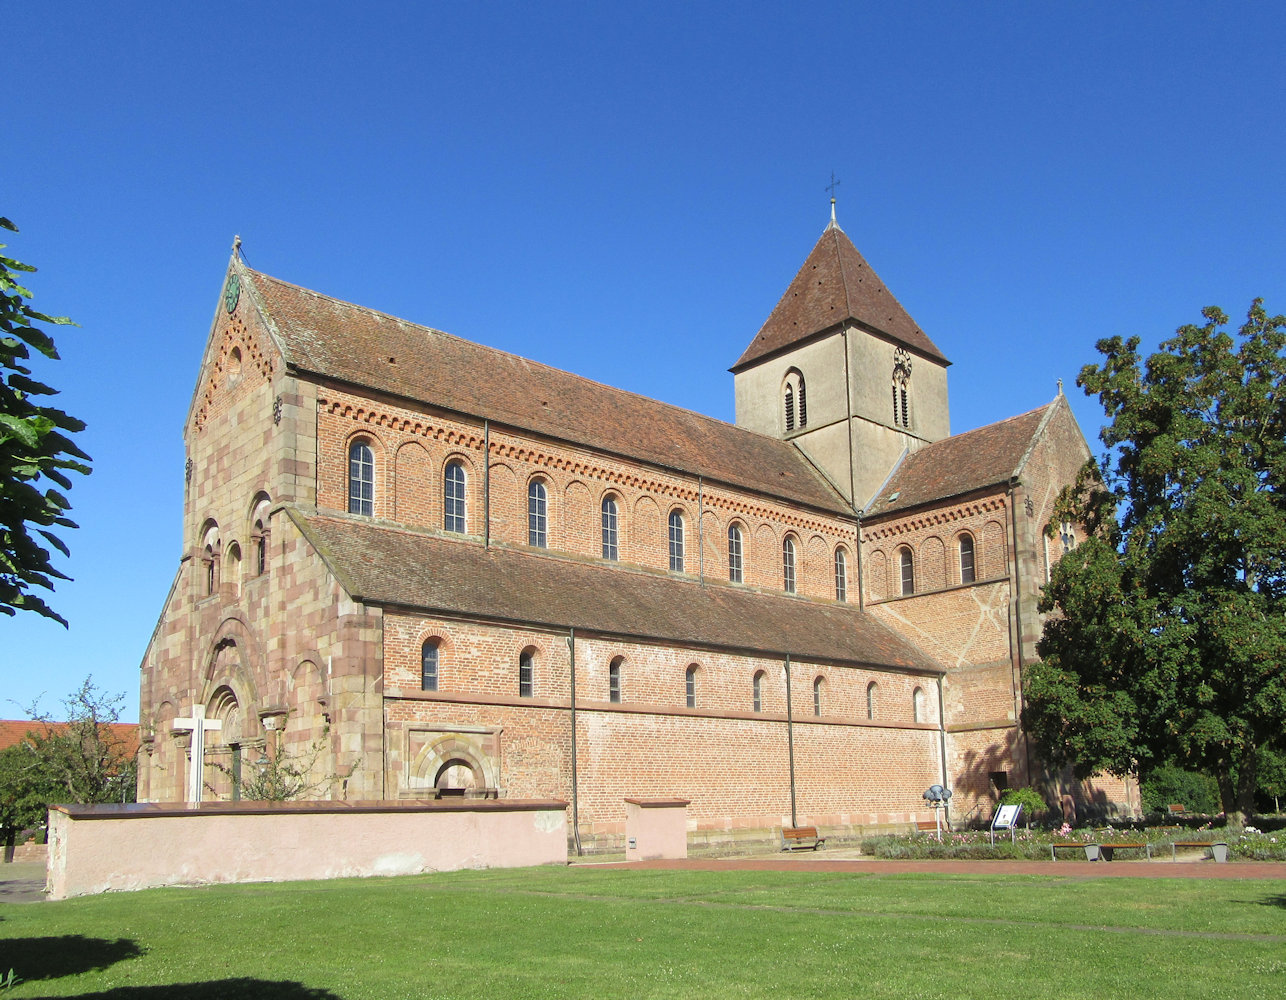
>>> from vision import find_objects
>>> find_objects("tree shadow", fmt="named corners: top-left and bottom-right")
top-left (1253, 893), bottom-right (1286, 909)
top-left (23, 981), bottom-right (345, 999)
top-left (0, 935), bottom-right (143, 982)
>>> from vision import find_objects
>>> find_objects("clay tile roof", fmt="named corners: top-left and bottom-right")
top-left (863, 402), bottom-right (1056, 517)
top-left (246, 269), bottom-right (847, 514)
top-left (732, 225), bottom-right (949, 372)
top-left (0, 720), bottom-right (140, 756)
top-left (292, 509), bottom-right (942, 673)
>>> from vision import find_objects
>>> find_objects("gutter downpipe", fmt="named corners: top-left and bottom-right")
top-left (566, 627), bottom-right (582, 856)
top-left (483, 420), bottom-right (491, 550)
top-left (855, 508), bottom-right (865, 611)
top-left (937, 674), bottom-right (950, 827)
top-left (1006, 480), bottom-right (1033, 785)
top-left (698, 476), bottom-right (705, 586)
top-left (785, 653), bottom-right (797, 828)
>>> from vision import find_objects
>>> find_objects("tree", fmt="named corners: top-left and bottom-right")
top-left (1, 218), bottom-right (91, 625)
top-left (1024, 300), bottom-right (1286, 828)
top-left (0, 742), bottom-right (59, 860)
top-left (20, 677), bottom-right (137, 806)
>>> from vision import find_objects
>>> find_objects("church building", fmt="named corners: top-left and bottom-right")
top-left (138, 211), bottom-right (1134, 847)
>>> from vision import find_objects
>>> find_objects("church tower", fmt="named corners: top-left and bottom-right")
top-left (731, 213), bottom-right (951, 509)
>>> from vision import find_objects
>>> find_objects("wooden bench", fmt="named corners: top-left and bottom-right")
top-left (915, 819), bottom-right (940, 833)
top-left (1095, 841), bottom-right (1150, 861)
top-left (780, 826), bottom-right (826, 851)
top-left (1050, 841), bottom-right (1093, 860)
top-left (1170, 840), bottom-right (1228, 862)
top-left (1167, 803), bottom-right (1186, 816)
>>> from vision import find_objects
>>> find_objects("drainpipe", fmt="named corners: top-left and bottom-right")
top-left (854, 509), bottom-right (865, 611)
top-left (697, 476), bottom-right (705, 586)
top-left (566, 628), bottom-right (583, 856)
top-left (937, 675), bottom-right (949, 826)
top-left (1006, 480), bottom-right (1032, 785)
top-left (785, 653), bottom-right (797, 828)
top-left (483, 420), bottom-right (491, 549)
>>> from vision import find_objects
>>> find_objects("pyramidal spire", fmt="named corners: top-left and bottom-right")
top-left (825, 172), bottom-right (842, 231)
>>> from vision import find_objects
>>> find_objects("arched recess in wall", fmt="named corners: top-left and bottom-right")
top-left (488, 462), bottom-right (517, 542)
top-left (633, 495), bottom-right (661, 565)
top-left (224, 542), bottom-right (242, 597)
top-left (201, 617), bottom-right (263, 719)
top-left (804, 535), bottom-right (828, 588)
top-left (921, 536), bottom-right (946, 591)
top-left (394, 441), bottom-right (432, 523)
top-left (408, 733), bottom-right (499, 793)
top-left (983, 519), bottom-right (1008, 578)
top-left (753, 523), bottom-right (778, 585)
top-left (288, 658), bottom-right (328, 728)
top-left (867, 549), bottom-right (888, 601)
top-left (564, 480), bottom-right (591, 554)
top-left (149, 699), bottom-right (176, 787)
top-left (198, 519), bottom-right (221, 597)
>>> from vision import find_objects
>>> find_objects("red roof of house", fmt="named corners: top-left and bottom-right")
top-left (0, 720), bottom-right (140, 756)
top-left (732, 224), bottom-right (949, 372)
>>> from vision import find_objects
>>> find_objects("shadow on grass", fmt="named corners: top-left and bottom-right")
top-left (1254, 893), bottom-right (1286, 909)
top-left (22, 981), bottom-right (345, 999)
top-left (0, 935), bottom-right (143, 981)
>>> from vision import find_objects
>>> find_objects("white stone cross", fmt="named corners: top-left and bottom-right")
top-left (172, 705), bottom-right (222, 803)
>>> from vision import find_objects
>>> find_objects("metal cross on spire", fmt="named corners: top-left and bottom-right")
top-left (826, 172), bottom-right (841, 227)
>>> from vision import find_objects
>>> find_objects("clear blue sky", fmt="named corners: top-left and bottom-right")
top-left (7, 3), bottom-right (1284, 721)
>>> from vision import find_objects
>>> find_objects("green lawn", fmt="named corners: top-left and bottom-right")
top-left (2, 866), bottom-right (1285, 999)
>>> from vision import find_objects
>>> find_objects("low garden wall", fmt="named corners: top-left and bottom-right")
top-left (46, 798), bottom-right (568, 900)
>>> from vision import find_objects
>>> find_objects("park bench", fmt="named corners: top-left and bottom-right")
top-left (1169, 840), bottom-right (1228, 862)
top-left (1095, 841), bottom-right (1150, 861)
top-left (915, 819), bottom-right (940, 833)
top-left (1050, 842), bottom-right (1094, 861)
top-left (780, 826), bottom-right (826, 851)
top-left (1167, 803), bottom-right (1186, 816)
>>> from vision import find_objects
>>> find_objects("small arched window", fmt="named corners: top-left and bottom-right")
top-left (866, 681), bottom-right (878, 720)
top-left (899, 547), bottom-right (915, 596)
top-left (601, 496), bottom-right (619, 561)
top-left (753, 670), bottom-right (765, 713)
top-left (892, 348), bottom-right (912, 429)
top-left (421, 640), bottom-right (440, 692)
top-left (348, 439), bottom-right (375, 516)
top-left (728, 524), bottom-right (744, 583)
top-left (668, 510), bottom-right (685, 573)
top-left (254, 525), bottom-right (267, 576)
top-left (609, 656), bottom-right (623, 704)
top-left (444, 461), bottom-right (467, 533)
top-left (519, 648), bottom-right (535, 698)
top-left (685, 664), bottom-right (698, 709)
top-left (783, 369), bottom-right (807, 432)
top-left (813, 676), bottom-right (823, 717)
top-left (204, 544), bottom-right (217, 595)
top-left (528, 481), bottom-right (548, 548)
top-left (834, 547), bottom-right (848, 602)
top-left (913, 686), bottom-right (926, 723)
top-left (782, 536), bottom-right (797, 594)
top-left (225, 542), bottom-right (242, 594)
top-left (959, 534), bottom-right (976, 584)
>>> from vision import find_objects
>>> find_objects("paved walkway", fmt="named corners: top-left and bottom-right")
top-left (0, 862), bottom-right (46, 903)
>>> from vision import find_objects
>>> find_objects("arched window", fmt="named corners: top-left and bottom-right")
top-left (782, 536), bottom-right (796, 594)
top-left (834, 547), bottom-right (848, 602)
top-left (421, 640), bottom-right (439, 692)
top-left (444, 461), bottom-right (467, 533)
top-left (225, 542), bottom-right (242, 594)
top-left (958, 534), bottom-right (976, 584)
top-left (255, 529), bottom-right (267, 576)
top-left (609, 656), bottom-right (623, 703)
top-left (519, 648), bottom-right (535, 698)
top-left (685, 664), bottom-right (698, 709)
top-left (783, 369), bottom-right (807, 433)
top-left (813, 676), bottom-right (824, 717)
top-left (892, 347), bottom-right (912, 429)
top-left (249, 494), bottom-right (271, 578)
top-left (528, 481), bottom-right (548, 548)
top-left (866, 681), bottom-right (878, 720)
top-left (204, 544), bottom-right (217, 595)
top-left (753, 670), bottom-right (765, 713)
top-left (913, 686), bottom-right (926, 723)
top-left (348, 439), bottom-right (375, 516)
top-left (601, 496), bottom-right (619, 561)
top-left (668, 510), bottom-right (685, 573)
top-left (728, 524), bottom-right (744, 583)
top-left (899, 546), bottom-right (915, 596)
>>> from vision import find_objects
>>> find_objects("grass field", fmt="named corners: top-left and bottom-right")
top-left (2, 866), bottom-right (1285, 999)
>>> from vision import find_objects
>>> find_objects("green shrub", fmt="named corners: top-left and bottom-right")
top-left (1140, 764), bottom-right (1220, 814)
top-left (999, 787), bottom-right (1048, 826)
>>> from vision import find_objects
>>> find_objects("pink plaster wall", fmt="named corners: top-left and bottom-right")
top-left (46, 799), bottom-right (567, 900)
top-left (624, 798), bottom-right (689, 861)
